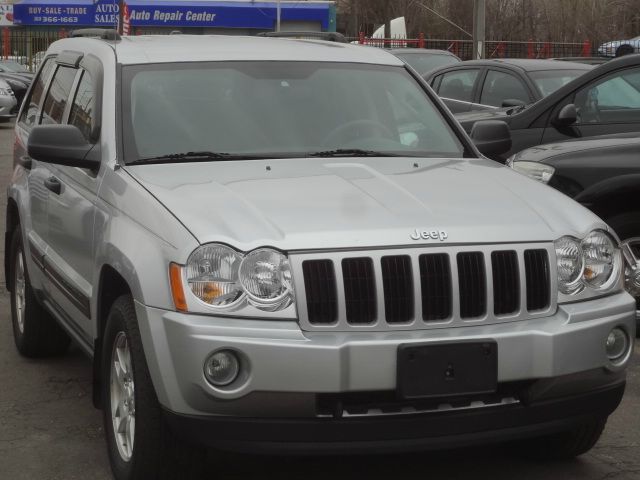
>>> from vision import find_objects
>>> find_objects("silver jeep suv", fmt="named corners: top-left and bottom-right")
top-left (6, 34), bottom-right (637, 480)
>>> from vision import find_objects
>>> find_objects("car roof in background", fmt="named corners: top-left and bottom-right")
top-left (447, 58), bottom-right (594, 71)
top-left (389, 48), bottom-right (458, 56)
top-left (517, 131), bottom-right (640, 160)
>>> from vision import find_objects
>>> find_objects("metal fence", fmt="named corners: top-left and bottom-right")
top-left (0, 29), bottom-right (68, 70)
top-left (0, 27), bottom-right (614, 72)
top-left (351, 33), bottom-right (594, 60)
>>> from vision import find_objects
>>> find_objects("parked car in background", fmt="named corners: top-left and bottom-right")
top-left (508, 132), bottom-right (640, 328)
top-left (0, 78), bottom-right (17, 121)
top-left (425, 59), bottom-right (592, 114)
top-left (453, 54), bottom-right (640, 160)
top-left (390, 48), bottom-right (461, 75)
top-left (0, 65), bottom-right (33, 107)
top-left (598, 37), bottom-right (640, 57)
top-left (552, 57), bottom-right (611, 66)
top-left (257, 31), bottom-right (348, 43)
top-left (0, 60), bottom-right (32, 75)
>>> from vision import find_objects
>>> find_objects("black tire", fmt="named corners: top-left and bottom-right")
top-left (616, 44), bottom-right (635, 57)
top-left (518, 417), bottom-right (607, 460)
top-left (605, 211), bottom-right (640, 336)
top-left (102, 295), bottom-right (205, 480)
top-left (606, 211), bottom-right (640, 242)
top-left (9, 228), bottom-right (70, 357)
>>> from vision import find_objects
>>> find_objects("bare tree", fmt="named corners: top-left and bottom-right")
top-left (337, 0), bottom-right (640, 42)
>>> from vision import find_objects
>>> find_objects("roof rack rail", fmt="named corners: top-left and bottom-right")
top-left (257, 31), bottom-right (347, 43)
top-left (70, 28), bottom-right (122, 41)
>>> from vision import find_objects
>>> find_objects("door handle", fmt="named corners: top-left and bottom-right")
top-left (44, 176), bottom-right (61, 195)
top-left (17, 156), bottom-right (32, 170)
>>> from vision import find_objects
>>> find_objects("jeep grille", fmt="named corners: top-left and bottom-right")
top-left (291, 244), bottom-right (555, 332)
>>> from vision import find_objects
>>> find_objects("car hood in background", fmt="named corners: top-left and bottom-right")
top-left (126, 157), bottom-right (604, 251)
top-left (0, 72), bottom-right (31, 86)
top-left (511, 132), bottom-right (640, 163)
top-left (454, 107), bottom-right (511, 131)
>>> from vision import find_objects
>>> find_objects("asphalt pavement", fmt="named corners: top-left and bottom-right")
top-left (0, 122), bottom-right (638, 479)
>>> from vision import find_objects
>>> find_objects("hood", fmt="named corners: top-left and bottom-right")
top-left (126, 157), bottom-right (604, 252)
top-left (454, 108), bottom-right (510, 132)
top-left (512, 132), bottom-right (640, 163)
top-left (0, 73), bottom-right (29, 89)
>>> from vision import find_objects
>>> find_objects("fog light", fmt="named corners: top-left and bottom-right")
top-left (204, 350), bottom-right (240, 386)
top-left (606, 328), bottom-right (629, 363)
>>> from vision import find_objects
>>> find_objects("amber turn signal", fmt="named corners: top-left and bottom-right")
top-left (169, 263), bottom-right (188, 312)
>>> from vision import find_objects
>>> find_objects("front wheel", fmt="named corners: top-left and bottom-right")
top-left (517, 417), bottom-right (607, 460)
top-left (102, 295), bottom-right (205, 480)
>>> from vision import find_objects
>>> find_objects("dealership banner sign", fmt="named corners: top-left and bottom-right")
top-left (0, 3), bottom-right (14, 26)
top-left (12, 0), bottom-right (330, 29)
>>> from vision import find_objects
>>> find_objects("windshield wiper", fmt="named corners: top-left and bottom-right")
top-left (307, 149), bottom-right (404, 158)
top-left (127, 151), bottom-right (261, 165)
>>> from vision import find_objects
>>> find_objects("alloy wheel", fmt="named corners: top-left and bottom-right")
top-left (14, 250), bottom-right (26, 334)
top-left (110, 331), bottom-right (136, 462)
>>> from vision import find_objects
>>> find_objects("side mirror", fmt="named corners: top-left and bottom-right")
top-left (502, 98), bottom-right (526, 108)
top-left (553, 103), bottom-right (578, 127)
top-left (470, 120), bottom-right (512, 157)
top-left (28, 125), bottom-right (100, 171)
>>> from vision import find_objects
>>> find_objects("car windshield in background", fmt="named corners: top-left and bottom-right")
top-left (395, 53), bottom-right (459, 74)
top-left (529, 69), bottom-right (589, 97)
top-left (122, 62), bottom-right (465, 164)
top-left (0, 61), bottom-right (30, 73)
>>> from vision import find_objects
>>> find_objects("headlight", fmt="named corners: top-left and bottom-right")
top-left (185, 244), bottom-right (244, 308)
top-left (555, 236), bottom-right (584, 294)
top-left (239, 249), bottom-right (293, 310)
top-left (511, 161), bottom-right (556, 184)
top-left (581, 230), bottom-right (617, 288)
top-left (0, 88), bottom-right (12, 96)
top-left (556, 230), bottom-right (623, 302)
top-left (178, 244), bottom-right (296, 314)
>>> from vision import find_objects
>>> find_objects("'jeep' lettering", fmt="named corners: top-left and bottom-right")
top-left (410, 229), bottom-right (448, 242)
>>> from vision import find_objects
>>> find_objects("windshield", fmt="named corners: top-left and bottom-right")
top-left (529, 69), bottom-right (589, 97)
top-left (395, 53), bottom-right (460, 74)
top-left (122, 62), bottom-right (466, 164)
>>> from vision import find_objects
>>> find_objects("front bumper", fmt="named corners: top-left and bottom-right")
top-left (0, 96), bottom-right (17, 118)
top-left (163, 379), bottom-right (625, 454)
top-left (135, 291), bottom-right (635, 417)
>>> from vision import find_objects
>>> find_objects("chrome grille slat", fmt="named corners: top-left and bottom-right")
top-left (292, 243), bottom-right (556, 332)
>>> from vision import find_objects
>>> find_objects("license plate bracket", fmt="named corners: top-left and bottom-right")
top-left (397, 342), bottom-right (498, 399)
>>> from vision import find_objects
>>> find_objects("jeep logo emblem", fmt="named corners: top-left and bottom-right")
top-left (410, 229), bottom-right (448, 242)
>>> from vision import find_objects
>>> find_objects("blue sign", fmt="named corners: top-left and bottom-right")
top-left (13, 0), bottom-right (97, 26)
top-left (13, 0), bottom-right (331, 29)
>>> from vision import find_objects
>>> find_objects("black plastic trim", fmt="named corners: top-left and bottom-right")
top-left (36, 256), bottom-right (91, 318)
top-left (56, 50), bottom-right (84, 68)
top-left (164, 382), bottom-right (624, 455)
